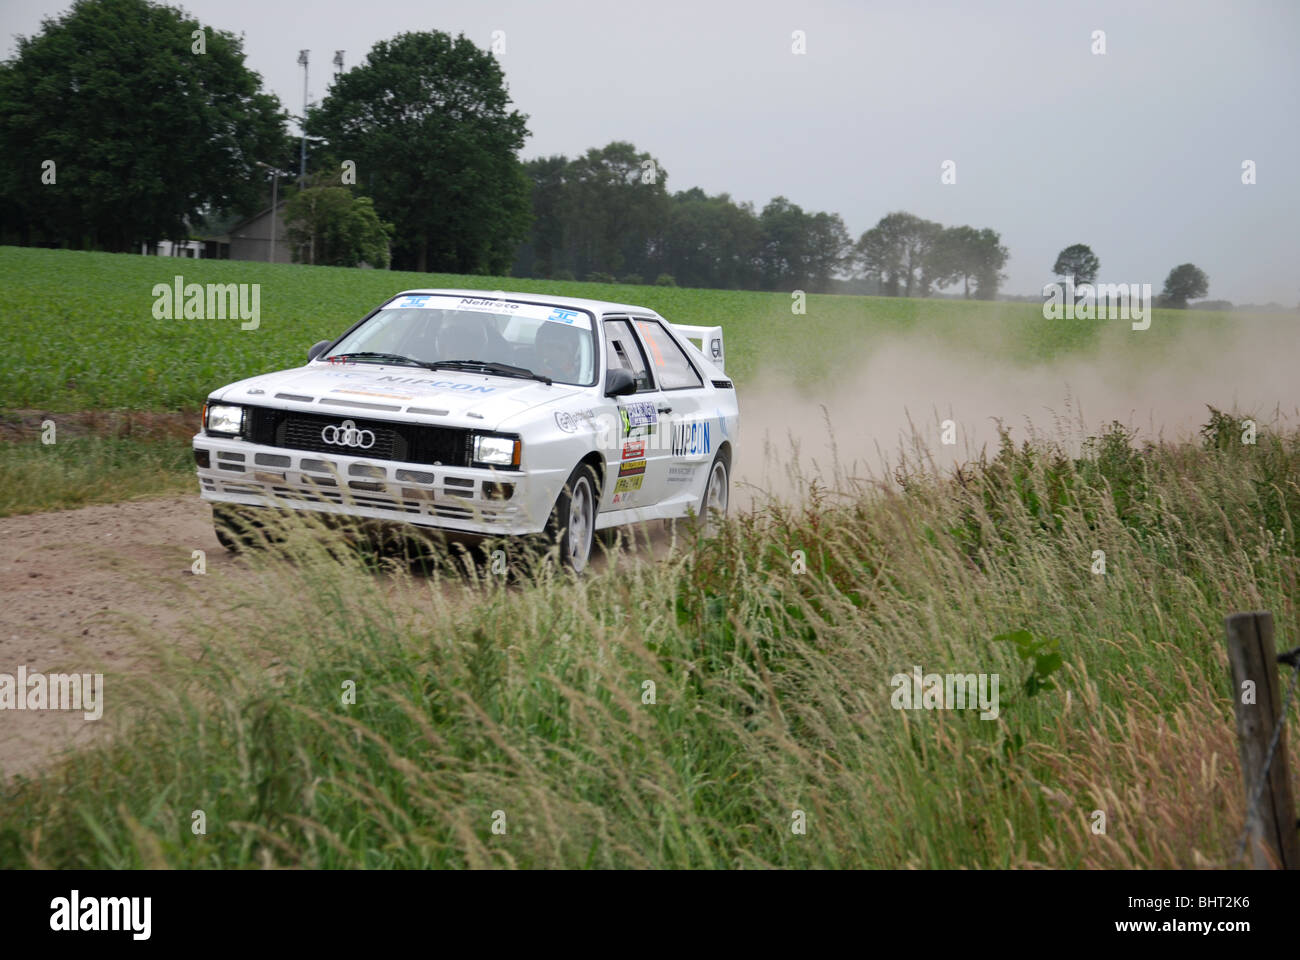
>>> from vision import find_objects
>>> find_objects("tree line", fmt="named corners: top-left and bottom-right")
top-left (5, 0), bottom-right (1220, 307)
top-left (0, 0), bottom-right (1011, 297)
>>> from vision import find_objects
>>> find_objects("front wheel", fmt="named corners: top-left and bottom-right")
top-left (547, 463), bottom-right (598, 573)
top-left (213, 504), bottom-right (269, 552)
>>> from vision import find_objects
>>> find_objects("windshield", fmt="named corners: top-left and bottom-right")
top-left (325, 295), bottom-right (598, 386)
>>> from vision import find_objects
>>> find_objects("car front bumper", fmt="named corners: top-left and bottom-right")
top-left (193, 432), bottom-right (549, 536)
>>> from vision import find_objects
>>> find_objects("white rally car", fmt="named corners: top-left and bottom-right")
top-left (194, 289), bottom-right (739, 571)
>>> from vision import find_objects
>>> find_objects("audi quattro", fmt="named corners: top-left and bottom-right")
top-left (194, 290), bottom-right (740, 571)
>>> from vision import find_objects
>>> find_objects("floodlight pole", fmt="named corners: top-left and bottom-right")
top-left (298, 50), bottom-right (309, 184)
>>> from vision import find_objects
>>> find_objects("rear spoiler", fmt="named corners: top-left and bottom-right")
top-left (671, 324), bottom-right (725, 373)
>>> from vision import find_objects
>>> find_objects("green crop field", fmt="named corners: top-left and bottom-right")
top-left (0, 245), bottom-right (1250, 413)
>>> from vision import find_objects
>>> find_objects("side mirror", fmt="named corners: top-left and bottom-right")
top-left (605, 367), bottom-right (636, 397)
top-left (307, 340), bottom-right (332, 363)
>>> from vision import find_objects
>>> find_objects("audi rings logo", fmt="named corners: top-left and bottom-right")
top-left (321, 419), bottom-right (375, 449)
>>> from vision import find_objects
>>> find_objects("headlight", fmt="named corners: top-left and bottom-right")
top-left (472, 434), bottom-right (520, 468)
top-left (205, 403), bottom-right (244, 436)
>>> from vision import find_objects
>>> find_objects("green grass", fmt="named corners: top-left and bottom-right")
top-left (3, 412), bottom-right (1297, 868)
top-left (0, 433), bottom-right (194, 516)
top-left (0, 245), bottom-right (1251, 412)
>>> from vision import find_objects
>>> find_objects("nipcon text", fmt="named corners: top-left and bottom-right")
top-left (0, 666), bottom-right (103, 720)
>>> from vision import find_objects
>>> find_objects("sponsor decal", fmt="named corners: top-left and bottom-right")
top-left (667, 464), bottom-right (698, 483)
top-left (375, 375), bottom-right (495, 394)
top-left (671, 420), bottom-right (712, 457)
top-left (384, 294), bottom-right (592, 330)
top-left (555, 409), bottom-right (597, 433)
top-left (613, 475), bottom-right (644, 494)
top-left (618, 458), bottom-right (646, 478)
top-left (459, 296), bottom-right (521, 312)
top-left (621, 439), bottom-right (645, 460)
top-left (619, 401), bottom-right (657, 438)
top-left (321, 419), bottom-right (376, 449)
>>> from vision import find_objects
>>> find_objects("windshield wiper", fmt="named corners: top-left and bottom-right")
top-left (425, 360), bottom-right (553, 385)
top-left (324, 352), bottom-right (436, 368)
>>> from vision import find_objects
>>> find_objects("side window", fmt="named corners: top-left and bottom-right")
top-left (604, 319), bottom-right (655, 392)
top-left (634, 320), bottom-right (703, 390)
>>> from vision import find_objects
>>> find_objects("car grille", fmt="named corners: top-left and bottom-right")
top-left (245, 406), bottom-right (471, 467)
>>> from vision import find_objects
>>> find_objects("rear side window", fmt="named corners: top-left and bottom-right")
top-left (604, 319), bottom-right (654, 392)
top-left (634, 319), bottom-right (703, 390)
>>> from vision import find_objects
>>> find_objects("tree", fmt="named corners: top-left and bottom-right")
top-left (517, 155), bottom-right (569, 278)
top-left (754, 198), bottom-right (849, 293)
top-left (561, 142), bottom-right (669, 280)
top-left (307, 31), bottom-right (531, 274)
top-left (924, 225), bottom-right (1006, 299)
top-left (1052, 244), bottom-right (1100, 287)
top-left (662, 189), bottom-right (762, 289)
top-left (970, 228), bottom-right (1009, 300)
top-left (855, 212), bottom-right (941, 297)
top-left (285, 185), bottom-right (393, 268)
top-left (925, 226), bottom-right (978, 296)
top-left (1160, 263), bottom-right (1209, 308)
top-left (0, 0), bottom-right (290, 251)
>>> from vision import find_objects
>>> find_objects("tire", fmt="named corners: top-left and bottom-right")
top-left (546, 463), bottom-right (598, 573)
top-left (213, 504), bottom-right (274, 553)
top-left (697, 450), bottom-right (730, 534)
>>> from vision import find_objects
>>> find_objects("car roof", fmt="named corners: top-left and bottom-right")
top-left (388, 288), bottom-right (661, 317)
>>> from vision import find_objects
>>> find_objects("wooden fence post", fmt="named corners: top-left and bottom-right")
top-left (1226, 610), bottom-right (1299, 869)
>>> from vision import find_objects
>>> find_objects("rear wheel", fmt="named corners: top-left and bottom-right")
top-left (547, 463), bottom-right (598, 573)
top-left (697, 451), bottom-right (730, 534)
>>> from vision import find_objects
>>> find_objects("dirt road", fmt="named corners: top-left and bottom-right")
top-left (0, 497), bottom-right (240, 779)
top-left (0, 494), bottom-right (679, 780)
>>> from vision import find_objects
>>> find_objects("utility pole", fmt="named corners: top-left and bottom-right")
top-left (255, 162), bottom-right (290, 263)
top-left (298, 49), bottom-right (309, 184)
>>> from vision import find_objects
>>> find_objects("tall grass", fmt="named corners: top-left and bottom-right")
top-left (0, 433), bottom-right (193, 517)
top-left (2, 409), bottom-right (1297, 868)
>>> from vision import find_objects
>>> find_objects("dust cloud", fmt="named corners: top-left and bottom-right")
top-left (734, 314), bottom-right (1300, 504)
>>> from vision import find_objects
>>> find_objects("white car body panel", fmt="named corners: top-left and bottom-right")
top-left (193, 289), bottom-right (740, 538)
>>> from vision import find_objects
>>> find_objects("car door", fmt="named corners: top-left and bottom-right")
top-left (627, 316), bottom-right (713, 510)
top-left (601, 317), bottom-right (661, 509)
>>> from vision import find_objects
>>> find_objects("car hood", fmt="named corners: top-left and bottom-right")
top-left (210, 362), bottom-right (584, 430)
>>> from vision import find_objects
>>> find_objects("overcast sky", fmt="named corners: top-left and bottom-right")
top-left (4, 0), bottom-right (1297, 302)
